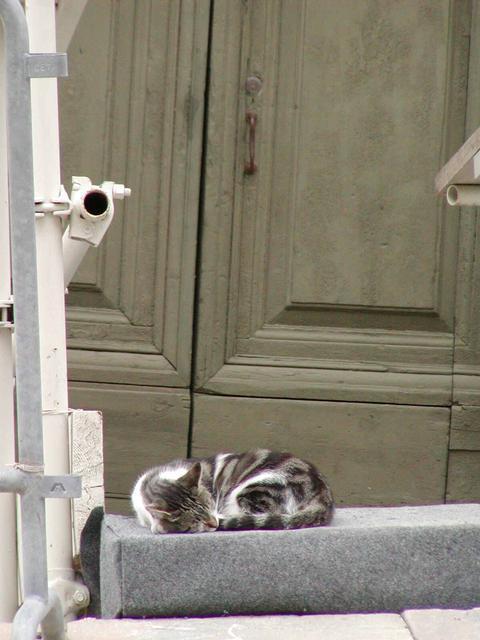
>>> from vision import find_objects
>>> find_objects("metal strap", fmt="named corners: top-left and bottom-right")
top-left (25, 53), bottom-right (68, 78)
top-left (10, 462), bottom-right (44, 473)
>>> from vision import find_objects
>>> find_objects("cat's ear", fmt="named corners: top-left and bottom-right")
top-left (178, 462), bottom-right (201, 489)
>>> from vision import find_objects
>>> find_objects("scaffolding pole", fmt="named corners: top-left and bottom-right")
top-left (0, 23), bottom-right (18, 622)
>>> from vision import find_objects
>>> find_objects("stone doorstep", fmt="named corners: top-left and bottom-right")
top-left (50, 613), bottom-right (415, 640)
top-left (1, 610), bottom-right (480, 640)
top-left (99, 504), bottom-right (480, 618)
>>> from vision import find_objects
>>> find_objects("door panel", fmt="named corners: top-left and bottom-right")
top-left (195, 0), bottom-right (469, 407)
top-left (61, 0), bottom-right (208, 387)
top-left (277, 1), bottom-right (451, 311)
top-left (192, 396), bottom-right (449, 506)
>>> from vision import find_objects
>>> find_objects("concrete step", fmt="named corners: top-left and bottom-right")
top-left (2, 610), bottom-right (480, 640)
top-left (98, 504), bottom-right (480, 619)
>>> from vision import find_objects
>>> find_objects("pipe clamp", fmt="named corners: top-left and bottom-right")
top-left (35, 185), bottom-right (71, 218)
top-left (25, 52), bottom-right (68, 78)
top-left (39, 475), bottom-right (82, 499)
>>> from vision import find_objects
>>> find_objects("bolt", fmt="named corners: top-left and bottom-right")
top-left (112, 183), bottom-right (132, 200)
top-left (80, 221), bottom-right (93, 237)
top-left (72, 589), bottom-right (88, 606)
top-left (245, 75), bottom-right (263, 95)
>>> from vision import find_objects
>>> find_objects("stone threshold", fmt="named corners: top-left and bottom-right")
top-left (2, 609), bottom-right (480, 640)
top-left (99, 504), bottom-right (480, 618)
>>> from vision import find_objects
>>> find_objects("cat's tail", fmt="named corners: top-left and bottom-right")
top-left (218, 503), bottom-right (334, 531)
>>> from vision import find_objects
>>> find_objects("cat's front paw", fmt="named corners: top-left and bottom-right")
top-left (150, 523), bottom-right (164, 534)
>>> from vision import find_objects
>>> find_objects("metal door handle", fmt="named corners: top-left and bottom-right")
top-left (244, 111), bottom-right (257, 175)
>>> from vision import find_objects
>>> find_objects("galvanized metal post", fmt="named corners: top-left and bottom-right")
top-left (0, 24), bottom-right (17, 621)
top-left (0, 0), bottom-right (48, 619)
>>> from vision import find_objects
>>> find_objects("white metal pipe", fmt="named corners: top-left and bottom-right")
top-left (0, 330), bottom-right (18, 620)
top-left (0, 28), bottom-right (10, 302)
top-left (11, 595), bottom-right (49, 640)
top-left (25, 0), bottom-right (75, 593)
top-left (0, 24), bottom-right (18, 622)
top-left (12, 591), bottom-right (64, 640)
top-left (62, 180), bottom-right (120, 286)
top-left (62, 234), bottom-right (90, 288)
top-left (446, 184), bottom-right (480, 207)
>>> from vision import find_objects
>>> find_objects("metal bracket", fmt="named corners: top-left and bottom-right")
top-left (0, 311), bottom-right (12, 328)
top-left (39, 475), bottom-right (82, 500)
top-left (0, 300), bottom-right (13, 325)
top-left (35, 185), bottom-right (72, 218)
top-left (50, 577), bottom-right (90, 618)
top-left (0, 468), bottom-right (81, 499)
top-left (25, 52), bottom-right (68, 78)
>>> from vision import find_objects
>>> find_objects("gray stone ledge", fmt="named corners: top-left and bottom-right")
top-left (99, 504), bottom-right (480, 618)
top-left (0, 614), bottom-right (415, 640)
top-left (3, 611), bottom-right (480, 639)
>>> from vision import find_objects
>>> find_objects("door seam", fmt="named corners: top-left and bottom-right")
top-left (187, 0), bottom-right (215, 457)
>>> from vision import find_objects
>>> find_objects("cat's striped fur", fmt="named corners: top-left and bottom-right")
top-left (131, 449), bottom-right (334, 534)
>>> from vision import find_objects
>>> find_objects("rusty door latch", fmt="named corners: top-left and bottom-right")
top-left (244, 110), bottom-right (257, 175)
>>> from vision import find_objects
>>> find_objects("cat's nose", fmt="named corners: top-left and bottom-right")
top-left (205, 516), bottom-right (218, 529)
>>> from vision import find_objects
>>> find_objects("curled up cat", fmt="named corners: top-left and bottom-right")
top-left (131, 449), bottom-right (334, 534)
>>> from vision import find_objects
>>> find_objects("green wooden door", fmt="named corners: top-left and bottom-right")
top-left (191, 0), bottom-right (472, 506)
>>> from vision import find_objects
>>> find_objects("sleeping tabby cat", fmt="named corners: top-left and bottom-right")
top-left (131, 449), bottom-right (334, 533)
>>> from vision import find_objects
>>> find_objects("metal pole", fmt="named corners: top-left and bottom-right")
top-left (0, 0), bottom-right (48, 606)
top-left (0, 26), bottom-right (18, 616)
top-left (11, 591), bottom-right (64, 640)
top-left (1, 0), bottom-right (43, 474)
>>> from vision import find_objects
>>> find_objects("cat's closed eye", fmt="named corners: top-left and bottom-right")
top-left (165, 511), bottom-right (181, 522)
